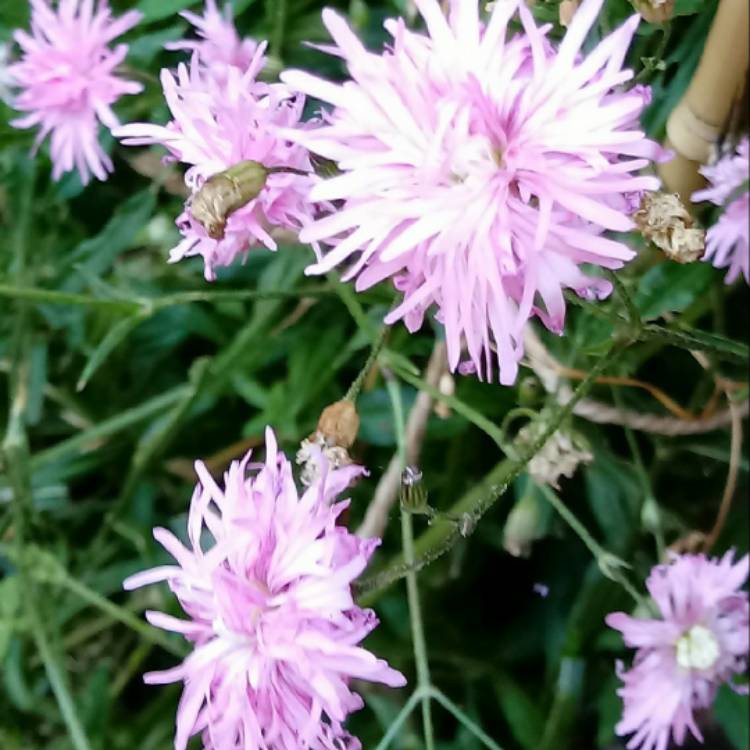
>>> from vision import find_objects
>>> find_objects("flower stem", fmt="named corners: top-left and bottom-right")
top-left (358, 341), bottom-right (626, 600)
top-left (429, 688), bottom-right (504, 750)
top-left (2, 160), bottom-right (93, 750)
top-left (385, 374), bottom-right (435, 750)
top-left (345, 326), bottom-right (388, 402)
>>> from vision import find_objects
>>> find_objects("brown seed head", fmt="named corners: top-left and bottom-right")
top-left (316, 400), bottom-right (360, 450)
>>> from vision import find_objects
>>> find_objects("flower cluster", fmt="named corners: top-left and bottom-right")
top-left (115, 40), bottom-right (316, 280)
top-left (607, 552), bottom-right (749, 750)
top-left (8, 0), bottom-right (142, 184)
top-left (281, 0), bottom-right (662, 384)
top-left (692, 138), bottom-right (749, 285)
top-left (124, 428), bottom-right (405, 750)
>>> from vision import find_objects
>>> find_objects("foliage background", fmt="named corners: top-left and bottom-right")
top-left (0, 1), bottom-right (747, 749)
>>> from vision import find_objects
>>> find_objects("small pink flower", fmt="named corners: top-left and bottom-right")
top-left (9, 0), bottom-right (142, 184)
top-left (692, 138), bottom-right (749, 285)
top-left (606, 552), bottom-right (749, 750)
top-left (124, 427), bottom-right (405, 750)
top-left (166, 0), bottom-right (259, 73)
top-left (281, 0), bottom-right (662, 384)
top-left (115, 47), bottom-right (317, 280)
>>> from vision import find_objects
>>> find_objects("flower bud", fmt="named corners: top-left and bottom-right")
top-left (632, 0), bottom-right (674, 24)
top-left (317, 400), bottom-right (360, 450)
top-left (190, 160), bottom-right (269, 239)
top-left (503, 483), bottom-right (551, 558)
top-left (559, 0), bottom-right (579, 27)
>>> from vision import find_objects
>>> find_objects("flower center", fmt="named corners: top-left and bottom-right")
top-left (675, 624), bottom-right (720, 671)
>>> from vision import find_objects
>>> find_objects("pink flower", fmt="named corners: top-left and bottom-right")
top-left (166, 0), bottom-right (259, 73)
top-left (606, 552), bottom-right (749, 750)
top-left (115, 47), bottom-right (317, 280)
top-left (9, 0), bottom-right (142, 184)
top-left (692, 138), bottom-right (749, 285)
top-left (281, 0), bottom-right (662, 384)
top-left (124, 428), bottom-right (405, 750)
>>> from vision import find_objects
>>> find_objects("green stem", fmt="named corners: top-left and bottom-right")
top-left (385, 354), bottom-right (506, 450)
top-left (26, 602), bottom-right (94, 750)
top-left (385, 375), bottom-right (435, 750)
top-left (2, 160), bottom-right (93, 750)
top-left (429, 688), bottom-right (504, 750)
top-left (372, 689), bottom-right (426, 750)
top-left (269, 0), bottom-right (288, 58)
top-left (0, 284), bottom-right (332, 312)
top-left (357, 342), bottom-right (625, 600)
top-left (30, 385), bottom-right (191, 470)
top-left (608, 271), bottom-right (642, 336)
top-left (639, 324), bottom-right (748, 363)
top-left (58, 574), bottom-right (187, 658)
top-left (345, 327), bottom-right (388, 402)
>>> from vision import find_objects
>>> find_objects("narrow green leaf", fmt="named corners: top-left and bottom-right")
top-left (77, 316), bottom-right (145, 392)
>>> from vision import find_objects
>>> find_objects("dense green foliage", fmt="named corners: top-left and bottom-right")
top-left (0, 1), bottom-right (747, 749)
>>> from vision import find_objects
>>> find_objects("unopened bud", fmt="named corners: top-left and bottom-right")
top-left (190, 160), bottom-right (269, 239)
top-left (400, 465), bottom-right (430, 513)
top-left (503, 484), bottom-right (551, 558)
top-left (317, 400), bottom-right (360, 450)
top-left (632, 0), bottom-right (674, 24)
top-left (634, 191), bottom-right (705, 264)
top-left (559, 0), bottom-right (579, 27)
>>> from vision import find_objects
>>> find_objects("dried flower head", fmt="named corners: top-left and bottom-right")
top-left (281, 0), bottom-right (662, 384)
top-left (517, 422), bottom-right (593, 489)
top-left (634, 191), bottom-right (705, 263)
top-left (124, 428), bottom-right (405, 750)
top-left (607, 551), bottom-right (749, 750)
top-left (115, 47), bottom-right (317, 280)
top-left (8, 0), bottom-right (142, 184)
top-left (692, 138), bottom-right (749, 285)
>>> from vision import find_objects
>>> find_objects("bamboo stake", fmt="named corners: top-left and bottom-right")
top-left (659, 0), bottom-right (749, 204)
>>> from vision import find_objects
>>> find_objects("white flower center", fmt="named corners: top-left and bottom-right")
top-left (675, 624), bottom-right (720, 671)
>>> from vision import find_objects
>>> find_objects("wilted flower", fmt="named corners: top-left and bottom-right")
top-left (166, 0), bottom-right (259, 73)
top-left (281, 0), bottom-right (662, 384)
top-left (607, 551), bottom-right (749, 750)
top-left (692, 138), bottom-right (749, 284)
top-left (115, 46), bottom-right (316, 280)
top-left (517, 421), bottom-right (593, 489)
top-left (8, 0), bottom-right (142, 184)
top-left (124, 427), bottom-right (405, 750)
top-left (634, 191), bottom-right (705, 263)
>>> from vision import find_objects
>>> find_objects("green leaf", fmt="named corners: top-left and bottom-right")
top-left (65, 190), bottom-right (156, 289)
top-left (494, 671), bottom-right (544, 749)
top-left (127, 23), bottom-right (187, 64)
top-left (634, 262), bottom-right (715, 320)
top-left (77, 315), bottom-right (145, 392)
top-left (135, 0), bottom-right (198, 23)
top-left (714, 684), bottom-right (750, 750)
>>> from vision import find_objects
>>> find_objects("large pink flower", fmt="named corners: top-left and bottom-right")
top-left (692, 138), bottom-right (749, 285)
top-left (9, 0), bottom-right (142, 184)
top-left (281, 0), bottom-right (662, 384)
top-left (606, 552), bottom-right (749, 750)
top-left (124, 428), bottom-right (405, 750)
top-left (166, 0), bottom-right (259, 73)
top-left (115, 46), bottom-right (316, 280)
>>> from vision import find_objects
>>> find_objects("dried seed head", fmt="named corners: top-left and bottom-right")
top-left (632, 0), bottom-right (674, 24)
top-left (190, 160), bottom-right (269, 239)
top-left (517, 424), bottom-right (593, 489)
top-left (316, 400), bottom-right (360, 450)
top-left (634, 191), bottom-right (705, 264)
top-left (296, 432), bottom-right (353, 487)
